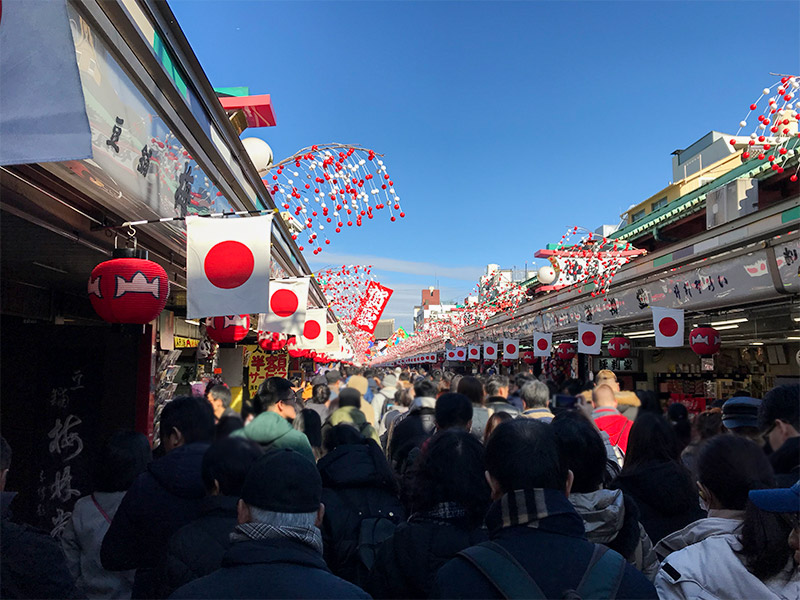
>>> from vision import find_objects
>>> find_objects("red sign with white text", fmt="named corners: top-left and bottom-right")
top-left (352, 282), bottom-right (393, 334)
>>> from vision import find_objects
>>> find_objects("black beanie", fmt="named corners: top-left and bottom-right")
top-left (338, 387), bottom-right (361, 408)
top-left (240, 449), bottom-right (321, 513)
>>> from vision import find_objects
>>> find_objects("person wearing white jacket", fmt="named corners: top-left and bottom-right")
top-left (655, 435), bottom-right (798, 600)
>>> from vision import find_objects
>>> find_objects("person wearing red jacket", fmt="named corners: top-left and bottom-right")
top-left (592, 384), bottom-right (633, 453)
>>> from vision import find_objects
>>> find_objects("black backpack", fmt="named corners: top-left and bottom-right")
top-left (458, 541), bottom-right (627, 599)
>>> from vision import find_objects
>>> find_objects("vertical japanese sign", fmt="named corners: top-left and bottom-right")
top-left (247, 349), bottom-right (289, 398)
top-left (352, 282), bottom-right (393, 334)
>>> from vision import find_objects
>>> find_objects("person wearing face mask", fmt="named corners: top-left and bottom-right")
top-left (654, 436), bottom-right (792, 600)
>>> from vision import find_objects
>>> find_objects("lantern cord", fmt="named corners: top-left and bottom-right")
top-left (91, 208), bottom-right (281, 231)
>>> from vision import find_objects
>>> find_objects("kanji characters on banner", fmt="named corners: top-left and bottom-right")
top-left (352, 281), bottom-right (393, 334)
top-left (533, 332), bottom-right (553, 357)
top-left (653, 307), bottom-right (685, 347)
top-left (578, 322), bottom-right (603, 355)
top-left (468, 345), bottom-right (481, 360)
top-left (258, 277), bottom-right (310, 336)
top-left (298, 308), bottom-right (327, 349)
top-left (248, 348), bottom-right (289, 398)
top-left (484, 342), bottom-right (498, 360)
top-left (186, 214), bottom-right (272, 318)
top-left (503, 339), bottom-right (519, 359)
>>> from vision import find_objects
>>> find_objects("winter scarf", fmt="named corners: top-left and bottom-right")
top-left (231, 521), bottom-right (324, 555)
top-left (484, 488), bottom-right (585, 538)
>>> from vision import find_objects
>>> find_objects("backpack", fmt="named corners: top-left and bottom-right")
top-left (355, 516), bottom-right (397, 583)
top-left (458, 541), bottom-right (627, 600)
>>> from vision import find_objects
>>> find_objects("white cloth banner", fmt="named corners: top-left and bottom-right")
top-left (483, 342), bottom-right (498, 360)
top-left (186, 214), bottom-right (272, 318)
top-left (503, 339), bottom-right (519, 359)
top-left (324, 324), bottom-right (340, 353)
top-left (258, 277), bottom-right (310, 336)
top-left (578, 322), bottom-right (603, 355)
top-left (467, 345), bottom-right (481, 360)
top-left (653, 307), bottom-right (685, 348)
top-left (297, 308), bottom-right (327, 349)
top-left (533, 332), bottom-right (553, 357)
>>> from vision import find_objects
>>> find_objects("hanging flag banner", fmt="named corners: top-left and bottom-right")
top-left (468, 345), bottom-right (481, 360)
top-left (533, 332), bottom-right (553, 357)
top-left (248, 349), bottom-right (289, 398)
top-left (653, 307), bottom-right (685, 348)
top-left (503, 339), bottom-right (519, 359)
top-left (352, 281), bottom-right (393, 334)
top-left (484, 342), bottom-right (498, 360)
top-left (0, 0), bottom-right (92, 166)
top-left (324, 324), bottom-right (340, 353)
top-left (258, 277), bottom-right (310, 336)
top-left (578, 322), bottom-right (603, 355)
top-left (298, 308), bottom-right (327, 349)
top-left (186, 215), bottom-right (272, 318)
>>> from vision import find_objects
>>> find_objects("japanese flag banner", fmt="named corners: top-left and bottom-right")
top-left (298, 308), bottom-right (327, 349)
top-left (578, 322), bottom-right (603, 355)
top-left (324, 324), bottom-right (340, 353)
top-left (186, 214), bottom-right (272, 318)
top-left (503, 339), bottom-right (519, 359)
top-left (468, 345), bottom-right (481, 360)
top-left (533, 332), bottom-right (553, 357)
top-left (483, 342), bottom-right (498, 360)
top-left (446, 348), bottom-right (458, 361)
top-left (352, 282), bottom-right (393, 334)
top-left (257, 277), bottom-right (310, 336)
top-left (454, 347), bottom-right (467, 361)
top-left (653, 307), bottom-right (685, 347)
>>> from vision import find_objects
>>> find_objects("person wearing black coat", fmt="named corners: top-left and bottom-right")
top-left (101, 397), bottom-right (215, 598)
top-left (367, 430), bottom-right (490, 599)
top-left (318, 425), bottom-right (405, 586)
top-left (608, 413), bottom-right (706, 544)
top-left (160, 437), bottom-right (263, 597)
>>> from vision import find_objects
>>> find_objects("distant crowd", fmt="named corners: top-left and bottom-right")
top-left (1, 366), bottom-right (798, 599)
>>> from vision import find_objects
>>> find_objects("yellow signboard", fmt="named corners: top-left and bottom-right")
top-left (174, 336), bottom-right (199, 348)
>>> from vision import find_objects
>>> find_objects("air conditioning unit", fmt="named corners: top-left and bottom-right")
top-left (706, 178), bottom-right (758, 229)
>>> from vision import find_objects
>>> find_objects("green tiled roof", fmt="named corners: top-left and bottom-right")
top-left (612, 139), bottom-right (799, 241)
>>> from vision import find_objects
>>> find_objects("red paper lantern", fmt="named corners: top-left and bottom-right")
top-left (607, 336), bottom-right (631, 359)
top-left (501, 359), bottom-right (514, 367)
top-left (556, 343), bottom-right (576, 361)
top-left (690, 326), bottom-right (721, 357)
top-left (521, 351), bottom-right (536, 365)
top-left (88, 249), bottom-right (169, 323)
top-left (206, 315), bottom-right (250, 344)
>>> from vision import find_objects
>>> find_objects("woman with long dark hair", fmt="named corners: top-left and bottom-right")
top-left (366, 430), bottom-right (490, 599)
top-left (609, 413), bottom-right (705, 544)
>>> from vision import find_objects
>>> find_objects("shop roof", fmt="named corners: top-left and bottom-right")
top-left (612, 138), bottom-right (799, 242)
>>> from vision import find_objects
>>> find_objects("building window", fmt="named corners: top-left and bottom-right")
top-left (631, 209), bottom-right (646, 222)
top-left (651, 197), bottom-right (668, 211)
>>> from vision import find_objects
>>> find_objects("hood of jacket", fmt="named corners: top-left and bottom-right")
top-left (233, 411), bottom-right (294, 446)
top-left (327, 406), bottom-right (368, 429)
top-left (147, 442), bottom-right (209, 499)
top-left (614, 461), bottom-right (700, 516)
top-left (410, 396), bottom-right (437, 411)
top-left (317, 440), bottom-right (396, 491)
top-left (654, 516), bottom-right (744, 561)
top-left (569, 489), bottom-right (625, 544)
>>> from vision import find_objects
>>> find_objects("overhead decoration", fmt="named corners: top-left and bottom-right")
top-left (88, 248), bottom-right (169, 324)
top-left (468, 345), bottom-right (482, 361)
top-left (653, 307), bottom-right (685, 348)
top-left (258, 331), bottom-right (288, 352)
top-left (521, 351), bottom-right (536, 365)
top-left (733, 76), bottom-right (800, 180)
top-left (263, 144), bottom-right (406, 255)
top-left (503, 339), bottom-right (519, 360)
top-left (352, 281), bottom-right (394, 334)
top-left (484, 342), bottom-right (498, 360)
top-left (206, 315), bottom-right (250, 344)
top-left (185, 214), bottom-right (272, 319)
top-left (298, 307), bottom-right (327, 349)
top-left (533, 332), bottom-right (553, 357)
top-left (607, 336), bottom-right (631, 359)
top-left (556, 343), bottom-right (576, 362)
top-left (578, 322), bottom-right (603, 355)
top-left (258, 277), bottom-right (310, 336)
top-left (689, 326), bottom-right (721, 357)
top-left (535, 227), bottom-right (646, 297)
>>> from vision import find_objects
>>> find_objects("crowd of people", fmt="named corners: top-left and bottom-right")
top-left (1, 366), bottom-right (798, 599)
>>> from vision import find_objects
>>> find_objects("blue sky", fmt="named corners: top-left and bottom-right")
top-left (170, 0), bottom-right (799, 330)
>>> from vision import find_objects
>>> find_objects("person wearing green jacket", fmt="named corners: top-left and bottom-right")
top-left (232, 377), bottom-right (315, 463)
top-left (323, 388), bottom-right (380, 446)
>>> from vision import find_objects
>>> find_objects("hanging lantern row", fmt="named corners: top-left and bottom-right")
top-left (263, 144), bottom-right (406, 256)
top-left (734, 76), bottom-right (800, 180)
